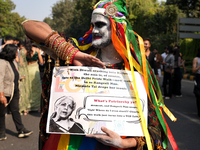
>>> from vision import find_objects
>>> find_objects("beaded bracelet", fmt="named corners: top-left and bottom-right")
top-left (44, 31), bottom-right (58, 47)
top-left (61, 43), bottom-right (71, 60)
top-left (57, 41), bottom-right (68, 57)
top-left (54, 38), bottom-right (65, 54)
top-left (45, 32), bottom-right (80, 64)
top-left (49, 34), bottom-right (60, 49)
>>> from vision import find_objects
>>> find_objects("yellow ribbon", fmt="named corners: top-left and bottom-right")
top-left (163, 105), bottom-right (177, 122)
top-left (137, 35), bottom-right (151, 102)
top-left (110, 19), bottom-right (143, 74)
top-left (125, 36), bottom-right (153, 150)
top-left (137, 35), bottom-right (177, 123)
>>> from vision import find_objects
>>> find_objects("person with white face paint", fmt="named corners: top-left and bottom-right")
top-left (91, 13), bottom-right (123, 65)
top-left (22, 0), bottom-right (177, 150)
top-left (91, 14), bottom-right (112, 48)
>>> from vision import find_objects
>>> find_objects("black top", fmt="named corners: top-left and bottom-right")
top-left (9, 61), bottom-right (19, 91)
top-left (147, 52), bottom-right (158, 75)
top-left (49, 118), bottom-right (85, 134)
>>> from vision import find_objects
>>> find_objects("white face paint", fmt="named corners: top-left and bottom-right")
top-left (91, 13), bottom-right (112, 48)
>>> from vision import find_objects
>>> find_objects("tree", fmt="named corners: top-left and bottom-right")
top-left (146, 4), bottom-right (181, 49)
top-left (166, 0), bottom-right (200, 17)
top-left (64, 0), bottom-right (98, 38)
top-left (126, 0), bottom-right (181, 50)
top-left (43, 0), bottom-right (182, 51)
top-left (48, 0), bottom-right (75, 33)
top-left (43, 0), bottom-right (101, 38)
top-left (0, 0), bottom-right (25, 38)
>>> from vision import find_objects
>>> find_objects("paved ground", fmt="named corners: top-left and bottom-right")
top-left (164, 79), bottom-right (200, 150)
top-left (0, 111), bottom-right (40, 150)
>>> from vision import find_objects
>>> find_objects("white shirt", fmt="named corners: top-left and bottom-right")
top-left (161, 52), bottom-right (167, 62)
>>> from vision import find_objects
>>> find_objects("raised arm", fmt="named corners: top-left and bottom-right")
top-left (22, 20), bottom-right (105, 68)
top-left (22, 20), bottom-right (52, 43)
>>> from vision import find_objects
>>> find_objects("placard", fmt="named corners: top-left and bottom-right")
top-left (46, 66), bottom-right (147, 136)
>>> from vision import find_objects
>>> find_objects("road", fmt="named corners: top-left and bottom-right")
top-left (0, 111), bottom-right (40, 150)
top-left (164, 79), bottom-right (200, 150)
top-left (0, 79), bottom-right (200, 150)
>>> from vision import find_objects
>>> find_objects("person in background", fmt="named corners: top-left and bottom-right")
top-left (144, 38), bottom-right (159, 82)
top-left (173, 48), bottom-right (183, 97)
top-left (174, 45), bottom-right (186, 74)
top-left (0, 44), bottom-right (33, 140)
top-left (192, 47), bottom-right (200, 117)
top-left (162, 46), bottom-right (174, 99)
top-left (153, 48), bottom-right (163, 83)
top-left (24, 37), bottom-right (44, 111)
top-left (14, 37), bottom-right (20, 63)
top-left (13, 38), bottom-right (20, 46)
top-left (0, 36), bottom-right (14, 53)
top-left (161, 46), bottom-right (168, 95)
top-left (161, 46), bottom-right (168, 71)
top-left (17, 41), bottom-right (31, 115)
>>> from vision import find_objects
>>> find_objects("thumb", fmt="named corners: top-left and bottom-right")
top-left (4, 101), bottom-right (7, 107)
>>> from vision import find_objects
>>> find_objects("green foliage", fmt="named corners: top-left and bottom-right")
top-left (64, 0), bottom-right (99, 38)
top-left (0, 0), bottom-right (15, 14)
top-left (177, 38), bottom-right (200, 73)
top-left (0, 0), bottom-right (26, 39)
top-left (179, 39), bottom-right (200, 60)
top-left (43, 0), bottom-right (98, 39)
top-left (127, 0), bottom-right (182, 52)
top-left (43, 17), bottom-right (53, 26)
top-left (166, 0), bottom-right (200, 17)
top-left (50, 0), bottom-right (75, 33)
top-left (42, 0), bottom-right (197, 61)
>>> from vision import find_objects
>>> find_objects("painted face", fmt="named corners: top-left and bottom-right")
top-left (91, 13), bottom-right (112, 48)
top-left (56, 99), bottom-right (74, 119)
top-left (144, 40), bottom-right (151, 51)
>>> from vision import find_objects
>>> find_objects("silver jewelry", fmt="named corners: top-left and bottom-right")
top-left (105, 5), bottom-right (118, 17)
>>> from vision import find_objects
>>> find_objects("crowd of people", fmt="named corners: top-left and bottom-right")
top-left (162, 45), bottom-right (187, 99)
top-left (145, 42), bottom-right (200, 117)
top-left (0, 35), bottom-right (45, 140)
top-left (143, 41), bottom-right (186, 100)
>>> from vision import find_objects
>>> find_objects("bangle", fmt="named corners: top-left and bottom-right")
top-left (45, 32), bottom-right (80, 64)
top-left (45, 31), bottom-right (58, 47)
top-left (0, 96), bottom-right (5, 98)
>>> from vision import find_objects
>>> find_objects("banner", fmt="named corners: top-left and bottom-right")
top-left (46, 66), bottom-right (147, 136)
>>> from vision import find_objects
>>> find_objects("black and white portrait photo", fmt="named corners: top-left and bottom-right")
top-left (49, 96), bottom-right (85, 134)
